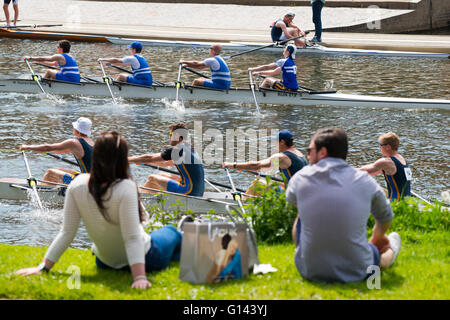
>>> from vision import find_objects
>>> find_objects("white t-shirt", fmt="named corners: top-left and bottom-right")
top-left (122, 55), bottom-right (141, 69)
top-left (45, 174), bottom-right (151, 269)
top-left (275, 58), bottom-right (288, 68)
top-left (203, 57), bottom-right (220, 71)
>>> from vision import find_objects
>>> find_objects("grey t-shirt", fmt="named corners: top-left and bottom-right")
top-left (286, 157), bottom-right (393, 283)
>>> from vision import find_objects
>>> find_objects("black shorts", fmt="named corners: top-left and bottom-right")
top-left (4, 0), bottom-right (18, 5)
top-left (272, 81), bottom-right (297, 92)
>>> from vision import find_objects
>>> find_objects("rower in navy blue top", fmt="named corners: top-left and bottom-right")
top-left (24, 40), bottom-right (81, 83)
top-left (128, 122), bottom-right (205, 197)
top-left (360, 132), bottom-right (412, 201)
top-left (270, 12), bottom-right (306, 48)
top-left (19, 117), bottom-right (94, 186)
top-left (180, 44), bottom-right (231, 90)
top-left (249, 44), bottom-right (299, 91)
top-left (222, 129), bottom-right (307, 197)
top-left (99, 41), bottom-right (153, 87)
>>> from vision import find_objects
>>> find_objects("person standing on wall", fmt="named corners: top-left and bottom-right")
top-left (311, 0), bottom-right (325, 43)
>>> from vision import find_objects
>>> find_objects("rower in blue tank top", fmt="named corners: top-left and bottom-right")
top-left (222, 129), bottom-right (307, 197)
top-left (19, 117), bottom-right (94, 186)
top-left (360, 132), bottom-right (412, 201)
top-left (180, 44), bottom-right (231, 90)
top-left (99, 41), bottom-right (153, 87)
top-left (24, 40), bottom-right (81, 83)
top-left (128, 122), bottom-right (205, 197)
top-left (248, 44), bottom-right (299, 91)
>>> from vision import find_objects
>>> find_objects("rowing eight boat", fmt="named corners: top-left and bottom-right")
top-left (0, 178), bottom-right (236, 214)
top-left (0, 78), bottom-right (448, 110)
top-left (107, 37), bottom-right (450, 59)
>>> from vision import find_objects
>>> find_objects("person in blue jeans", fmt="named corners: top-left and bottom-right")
top-left (311, 0), bottom-right (325, 43)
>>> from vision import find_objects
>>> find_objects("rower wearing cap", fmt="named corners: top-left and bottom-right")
top-left (222, 129), bottom-right (307, 196)
top-left (180, 44), bottom-right (231, 90)
top-left (270, 12), bottom-right (306, 47)
top-left (249, 45), bottom-right (299, 91)
top-left (129, 122), bottom-right (205, 197)
top-left (99, 41), bottom-right (153, 87)
top-left (24, 40), bottom-right (81, 83)
top-left (18, 117), bottom-right (94, 185)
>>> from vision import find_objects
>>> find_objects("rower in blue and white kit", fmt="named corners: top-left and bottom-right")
top-left (24, 40), bottom-right (81, 83)
top-left (248, 44), bottom-right (299, 91)
top-left (99, 41), bottom-right (152, 87)
top-left (360, 132), bottom-right (412, 201)
top-left (180, 44), bottom-right (231, 90)
top-left (128, 122), bottom-right (205, 197)
top-left (18, 117), bottom-right (94, 185)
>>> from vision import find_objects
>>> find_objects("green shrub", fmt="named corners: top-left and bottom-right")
top-left (242, 176), bottom-right (298, 244)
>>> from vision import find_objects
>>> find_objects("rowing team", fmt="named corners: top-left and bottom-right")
top-left (19, 117), bottom-right (412, 202)
top-left (24, 39), bottom-right (301, 92)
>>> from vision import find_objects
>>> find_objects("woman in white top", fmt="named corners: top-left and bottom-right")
top-left (16, 132), bottom-right (183, 290)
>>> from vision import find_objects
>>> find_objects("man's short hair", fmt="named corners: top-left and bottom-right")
top-left (312, 128), bottom-right (348, 160)
top-left (379, 132), bottom-right (400, 151)
top-left (169, 122), bottom-right (188, 141)
top-left (58, 40), bottom-right (71, 53)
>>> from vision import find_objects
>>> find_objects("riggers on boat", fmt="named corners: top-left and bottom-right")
top-left (0, 78), bottom-right (449, 110)
top-left (0, 178), bottom-right (238, 214)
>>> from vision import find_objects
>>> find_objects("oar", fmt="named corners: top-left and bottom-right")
top-left (183, 66), bottom-right (210, 79)
top-left (242, 169), bottom-right (284, 182)
top-left (139, 163), bottom-right (247, 193)
top-left (224, 166), bottom-right (260, 265)
top-left (34, 63), bottom-right (101, 83)
top-left (248, 70), bottom-right (261, 114)
top-left (98, 60), bottom-right (117, 104)
top-left (108, 64), bottom-right (165, 86)
top-left (21, 151), bottom-right (44, 211)
top-left (411, 190), bottom-right (432, 206)
top-left (175, 62), bottom-right (183, 104)
top-left (223, 33), bottom-right (309, 60)
top-left (42, 152), bottom-right (79, 167)
top-left (24, 58), bottom-right (47, 95)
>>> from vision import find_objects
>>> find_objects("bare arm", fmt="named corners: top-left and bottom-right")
top-left (360, 158), bottom-right (396, 176)
top-left (255, 67), bottom-right (282, 77)
top-left (25, 54), bottom-right (65, 66)
top-left (19, 139), bottom-right (81, 156)
top-left (180, 60), bottom-right (209, 70)
top-left (223, 153), bottom-right (288, 171)
top-left (99, 58), bottom-right (125, 65)
top-left (249, 63), bottom-right (277, 73)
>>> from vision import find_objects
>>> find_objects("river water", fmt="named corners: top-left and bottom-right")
top-left (0, 38), bottom-right (449, 248)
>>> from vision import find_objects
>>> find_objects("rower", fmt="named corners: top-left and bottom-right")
top-left (18, 117), bottom-right (94, 185)
top-left (360, 132), bottom-right (412, 201)
top-left (222, 129), bottom-right (307, 196)
top-left (270, 12), bottom-right (306, 48)
top-left (99, 41), bottom-right (152, 87)
top-left (129, 122), bottom-right (205, 196)
top-left (23, 40), bottom-right (81, 83)
top-left (249, 44), bottom-right (299, 91)
top-left (180, 44), bottom-right (231, 90)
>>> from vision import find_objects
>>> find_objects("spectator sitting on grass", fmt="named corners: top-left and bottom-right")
top-left (287, 128), bottom-right (401, 283)
top-left (16, 132), bottom-right (182, 290)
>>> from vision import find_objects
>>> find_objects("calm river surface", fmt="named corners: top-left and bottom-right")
top-left (0, 38), bottom-right (449, 248)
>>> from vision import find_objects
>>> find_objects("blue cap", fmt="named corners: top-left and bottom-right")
top-left (279, 130), bottom-right (293, 142)
top-left (128, 41), bottom-right (143, 51)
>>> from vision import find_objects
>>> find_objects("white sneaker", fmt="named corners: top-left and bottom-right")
top-left (388, 232), bottom-right (401, 267)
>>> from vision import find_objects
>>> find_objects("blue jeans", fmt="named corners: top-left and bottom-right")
top-left (312, 1), bottom-right (324, 40)
top-left (96, 225), bottom-right (182, 272)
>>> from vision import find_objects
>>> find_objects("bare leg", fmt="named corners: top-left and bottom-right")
top-left (192, 78), bottom-right (207, 87)
top-left (285, 27), bottom-right (306, 47)
top-left (292, 216), bottom-right (300, 247)
top-left (3, 5), bottom-right (10, 26)
top-left (43, 69), bottom-right (58, 80)
top-left (379, 248), bottom-right (394, 269)
top-left (261, 77), bottom-right (276, 89)
top-left (116, 73), bottom-right (129, 82)
top-left (12, 4), bottom-right (18, 26)
top-left (141, 174), bottom-right (170, 194)
top-left (42, 168), bottom-right (76, 185)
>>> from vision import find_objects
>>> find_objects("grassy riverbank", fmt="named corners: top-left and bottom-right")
top-left (0, 198), bottom-right (448, 300)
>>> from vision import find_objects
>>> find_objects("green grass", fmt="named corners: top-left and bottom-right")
top-left (0, 229), bottom-right (448, 300)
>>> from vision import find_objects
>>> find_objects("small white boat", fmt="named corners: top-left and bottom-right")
top-left (0, 78), bottom-right (448, 110)
top-left (0, 178), bottom-right (237, 214)
top-left (106, 37), bottom-right (450, 59)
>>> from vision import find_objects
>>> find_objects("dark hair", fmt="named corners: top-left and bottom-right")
top-left (58, 40), bottom-right (71, 53)
top-left (222, 234), bottom-right (232, 250)
top-left (88, 131), bottom-right (145, 223)
top-left (281, 137), bottom-right (294, 147)
top-left (169, 122), bottom-right (188, 141)
top-left (312, 128), bottom-right (348, 160)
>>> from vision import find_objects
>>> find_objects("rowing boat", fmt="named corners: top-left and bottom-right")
top-left (0, 28), bottom-right (108, 42)
top-left (0, 78), bottom-right (448, 110)
top-left (0, 178), bottom-right (237, 214)
top-left (107, 37), bottom-right (450, 59)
